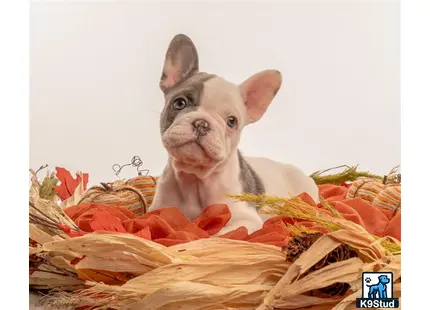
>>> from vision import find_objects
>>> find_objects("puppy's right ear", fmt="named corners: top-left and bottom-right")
top-left (159, 34), bottom-right (199, 93)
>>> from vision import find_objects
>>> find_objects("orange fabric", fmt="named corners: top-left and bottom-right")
top-left (138, 207), bottom-right (191, 230)
top-left (315, 184), bottom-right (400, 238)
top-left (384, 211), bottom-right (401, 241)
top-left (218, 226), bottom-right (249, 240)
top-left (193, 204), bottom-right (231, 235)
top-left (62, 183), bottom-right (400, 247)
top-left (318, 184), bottom-right (349, 202)
top-left (155, 231), bottom-right (200, 247)
top-left (246, 221), bottom-right (291, 247)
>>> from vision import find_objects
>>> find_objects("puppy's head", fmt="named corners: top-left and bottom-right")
top-left (159, 34), bottom-right (282, 177)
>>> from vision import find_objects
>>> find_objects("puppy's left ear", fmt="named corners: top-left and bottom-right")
top-left (159, 34), bottom-right (199, 93)
top-left (239, 70), bottom-right (282, 124)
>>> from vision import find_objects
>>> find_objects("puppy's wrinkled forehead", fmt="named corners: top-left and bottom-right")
top-left (160, 73), bottom-right (244, 133)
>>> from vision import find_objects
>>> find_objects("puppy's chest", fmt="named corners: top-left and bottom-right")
top-left (180, 178), bottom-right (242, 219)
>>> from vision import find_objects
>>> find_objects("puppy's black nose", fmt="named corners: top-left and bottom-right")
top-left (193, 119), bottom-right (210, 136)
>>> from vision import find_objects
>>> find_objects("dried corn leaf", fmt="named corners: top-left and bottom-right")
top-left (77, 268), bottom-right (132, 285)
top-left (260, 230), bottom-right (400, 310)
top-left (29, 246), bottom-right (41, 255)
top-left (122, 256), bottom-right (287, 294)
top-left (284, 234), bottom-right (342, 281)
top-left (30, 270), bottom-right (82, 287)
top-left (259, 258), bottom-right (363, 310)
top-left (49, 256), bottom-right (78, 274)
top-left (49, 281), bottom-right (272, 310)
top-left (29, 195), bottom-right (77, 236)
top-left (291, 228), bottom-right (385, 265)
top-left (34, 181), bottom-right (401, 310)
top-left (42, 233), bottom-right (179, 268)
top-left (75, 256), bottom-right (152, 275)
top-left (29, 223), bottom-right (63, 245)
top-left (40, 238), bottom-right (290, 309)
top-left (283, 258), bottom-right (362, 297)
top-left (326, 230), bottom-right (386, 262)
top-left (169, 238), bottom-right (283, 258)
top-left (129, 282), bottom-right (271, 310)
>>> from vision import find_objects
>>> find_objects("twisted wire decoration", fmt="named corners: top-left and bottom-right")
top-left (112, 156), bottom-right (149, 177)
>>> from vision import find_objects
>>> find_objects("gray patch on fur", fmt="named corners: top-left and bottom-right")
top-left (160, 34), bottom-right (199, 93)
top-left (160, 73), bottom-right (215, 133)
top-left (237, 150), bottom-right (265, 195)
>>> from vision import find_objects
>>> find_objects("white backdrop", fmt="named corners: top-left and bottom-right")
top-left (30, 0), bottom-right (400, 185)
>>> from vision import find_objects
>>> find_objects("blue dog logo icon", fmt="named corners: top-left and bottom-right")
top-left (366, 275), bottom-right (390, 299)
top-left (356, 272), bottom-right (399, 308)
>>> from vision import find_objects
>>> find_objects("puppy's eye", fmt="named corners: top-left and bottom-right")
top-left (172, 97), bottom-right (187, 110)
top-left (226, 116), bottom-right (237, 128)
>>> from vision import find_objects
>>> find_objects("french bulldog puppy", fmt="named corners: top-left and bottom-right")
top-left (150, 34), bottom-right (318, 234)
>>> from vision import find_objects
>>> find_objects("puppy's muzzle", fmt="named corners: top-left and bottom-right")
top-left (193, 119), bottom-right (210, 137)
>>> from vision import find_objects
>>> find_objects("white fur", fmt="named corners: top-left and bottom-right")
top-left (151, 35), bottom-right (318, 234)
top-left (151, 152), bottom-right (318, 234)
top-left (243, 156), bottom-right (319, 222)
top-left (152, 77), bottom-right (319, 234)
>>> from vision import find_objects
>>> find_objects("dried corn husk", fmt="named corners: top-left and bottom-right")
top-left (258, 232), bottom-right (400, 310)
top-left (38, 229), bottom-right (400, 310)
top-left (31, 169), bottom-right (401, 310)
top-left (29, 178), bottom-right (80, 237)
top-left (29, 175), bottom-right (85, 290)
top-left (38, 237), bottom-right (288, 309)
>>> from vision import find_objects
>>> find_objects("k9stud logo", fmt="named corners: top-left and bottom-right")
top-left (356, 272), bottom-right (399, 308)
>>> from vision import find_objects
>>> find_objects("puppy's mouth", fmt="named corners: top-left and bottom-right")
top-left (169, 140), bottom-right (222, 164)
top-left (163, 136), bottom-right (225, 165)
top-left (162, 118), bottom-right (227, 166)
